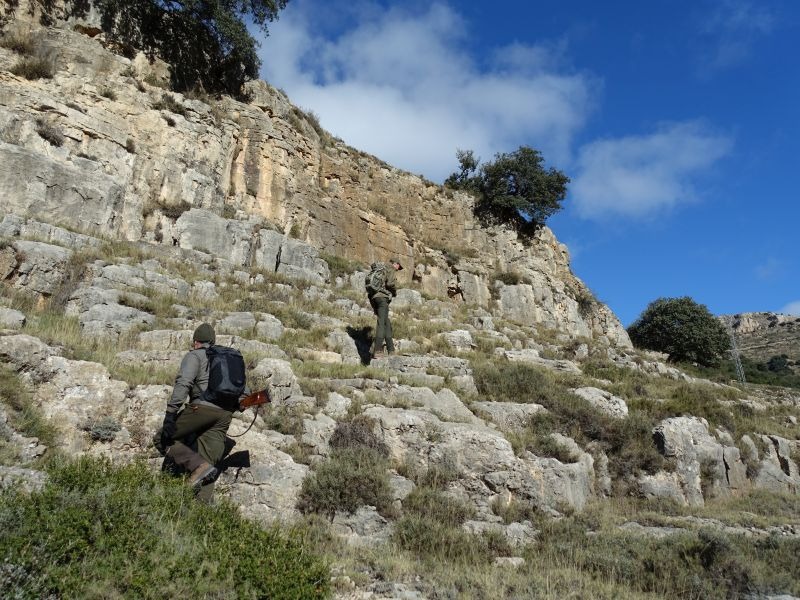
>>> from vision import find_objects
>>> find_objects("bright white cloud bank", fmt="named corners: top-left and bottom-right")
top-left (259, 1), bottom-right (594, 181)
top-left (258, 1), bottom-right (732, 220)
top-left (571, 122), bottom-right (732, 219)
top-left (780, 301), bottom-right (800, 316)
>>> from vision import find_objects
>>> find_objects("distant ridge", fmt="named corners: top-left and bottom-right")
top-left (723, 311), bottom-right (800, 365)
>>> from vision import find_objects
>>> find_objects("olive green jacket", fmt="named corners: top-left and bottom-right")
top-left (167, 345), bottom-right (211, 414)
top-left (369, 263), bottom-right (397, 301)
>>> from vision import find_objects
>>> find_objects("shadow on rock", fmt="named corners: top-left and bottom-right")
top-left (347, 325), bottom-right (374, 365)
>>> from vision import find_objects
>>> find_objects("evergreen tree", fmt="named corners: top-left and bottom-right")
top-left (445, 145), bottom-right (569, 232)
top-left (628, 297), bottom-right (730, 367)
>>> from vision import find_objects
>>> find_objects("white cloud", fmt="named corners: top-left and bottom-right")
top-left (698, 0), bottom-right (776, 72)
top-left (570, 122), bottom-right (733, 220)
top-left (258, 1), bottom-right (596, 181)
top-left (755, 257), bottom-right (784, 281)
top-left (779, 301), bottom-right (800, 316)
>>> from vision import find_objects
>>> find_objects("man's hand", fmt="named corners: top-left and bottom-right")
top-left (160, 412), bottom-right (178, 449)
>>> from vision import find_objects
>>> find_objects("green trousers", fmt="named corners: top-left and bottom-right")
top-left (163, 404), bottom-right (232, 501)
top-left (167, 404), bottom-right (232, 469)
top-left (369, 295), bottom-right (394, 354)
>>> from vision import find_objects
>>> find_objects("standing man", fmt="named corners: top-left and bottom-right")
top-left (156, 323), bottom-right (240, 499)
top-left (366, 258), bottom-right (402, 359)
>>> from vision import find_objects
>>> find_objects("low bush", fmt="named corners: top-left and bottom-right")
top-left (297, 447), bottom-right (393, 518)
top-left (399, 457), bottom-right (461, 490)
top-left (99, 87), bottom-right (117, 100)
top-left (0, 365), bottom-right (58, 463)
top-left (152, 93), bottom-right (188, 116)
top-left (35, 119), bottom-right (64, 147)
top-left (0, 457), bottom-right (330, 599)
top-left (491, 496), bottom-right (545, 525)
top-left (493, 270), bottom-right (528, 286)
top-left (0, 31), bottom-right (34, 54)
top-left (535, 516), bottom-right (800, 599)
top-left (260, 405), bottom-right (304, 436)
top-left (10, 55), bottom-right (54, 80)
top-left (80, 416), bottom-right (121, 442)
top-left (321, 252), bottom-right (363, 280)
top-left (328, 415), bottom-right (388, 457)
top-left (472, 360), bottom-right (575, 406)
top-left (392, 515), bottom-right (492, 564)
top-left (402, 487), bottom-right (475, 525)
top-left (474, 361), bottom-right (665, 481)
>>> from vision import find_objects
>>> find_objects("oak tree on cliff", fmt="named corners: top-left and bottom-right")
top-left (65, 0), bottom-right (288, 95)
top-left (444, 146), bottom-right (569, 235)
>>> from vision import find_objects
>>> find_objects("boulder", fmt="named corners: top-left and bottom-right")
top-left (175, 209), bottom-right (252, 267)
top-left (652, 416), bottom-right (749, 505)
top-left (571, 387), bottom-right (629, 419)
top-left (8, 240), bottom-right (72, 296)
top-left (218, 312), bottom-right (257, 335)
top-left (250, 358), bottom-right (303, 406)
top-left (0, 307), bottom-right (26, 330)
top-left (440, 329), bottom-right (476, 352)
top-left (255, 313), bottom-right (284, 340)
top-left (392, 288), bottom-right (423, 309)
top-left (78, 302), bottom-right (155, 339)
top-left (222, 445), bottom-right (310, 524)
top-left (504, 349), bottom-right (582, 374)
top-left (470, 401), bottom-right (547, 431)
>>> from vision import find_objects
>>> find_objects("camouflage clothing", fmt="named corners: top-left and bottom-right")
top-left (368, 262), bottom-right (397, 301)
top-left (367, 262), bottom-right (399, 355)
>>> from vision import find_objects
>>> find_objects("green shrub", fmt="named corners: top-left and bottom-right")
top-left (491, 496), bottom-right (544, 524)
top-left (472, 360), bottom-right (574, 406)
top-left (445, 146), bottom-right (569, 230)
top-left (0, 457), bottom-right (330, 599)
top-left (297, 447), bottom-right (393, 518)
top-left (35, 119), bottom-right (64, 147)
top-left (399, 457), bottom-right (461, 490)
top-left (402, 487), bottom-right (475, 525)
top-left (321, 252), bottom-right (363, 280)
top-left (152, 93), bottom-right (188, 116)
top-left (260, 405), bottom-right (304, 436)
top-left (10, 55), bottom-right (54, 79)
top-left (153, 198), bottom-right (191, 219)
top-left (0, 366), bottom-right (58, 462)
top-left (392, 515), bottom-right (492, 564)
top-left (493, 270), bottom-right (524, 286)
top-left (99, 87), bottom-right (117, 100)
top-left (628, 297), bottom-right (730, 366)
top-left (80, 416), bottom-right (121, 442)
top-left (474, 361), bottom-right (665, 482)
top-left (0, 31), bottom-right (34, 54)
top-left (328, 415), bottom-right (388, 457)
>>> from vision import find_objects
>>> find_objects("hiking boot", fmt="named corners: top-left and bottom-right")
top-left (187, 462), bottom-right (217, 490)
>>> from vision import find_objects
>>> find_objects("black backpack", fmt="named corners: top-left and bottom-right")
top-left (202, 345), bottom-right (246, 411)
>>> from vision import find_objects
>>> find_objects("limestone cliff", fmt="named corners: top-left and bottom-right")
top-left (726, 312), bottom-right (800, 365)
top-left (0, 3), bottom-right (630, 347)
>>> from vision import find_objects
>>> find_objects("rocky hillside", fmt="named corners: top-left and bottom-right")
top-left (1, 5), bottom-right (800, 600)
top-left (0, 0), bottom-right (628, 349)
top-left (727, 312), bottom-right (800, 366)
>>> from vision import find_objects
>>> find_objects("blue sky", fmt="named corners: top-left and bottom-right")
top-left (255, 0), bottom-right (800, 325)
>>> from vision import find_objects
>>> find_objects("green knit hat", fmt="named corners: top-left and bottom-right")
top-left (193, 323), bottom-right (215, 344)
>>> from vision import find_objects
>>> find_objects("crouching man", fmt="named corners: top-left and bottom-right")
top-left (154, 323), bottom-right (246, 501)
